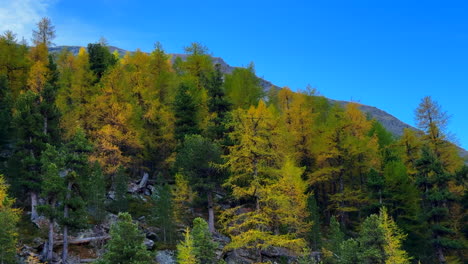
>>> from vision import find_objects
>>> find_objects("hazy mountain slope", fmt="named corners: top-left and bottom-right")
top-left (50, 46), bottom-right (467, 159)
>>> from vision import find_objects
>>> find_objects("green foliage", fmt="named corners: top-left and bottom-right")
top-left (415, 147), bottom-right (462, 260)
top-left (326, 216), bottom-right (344, 262)
top-left (224, 63), bottom-right (264, 109)
top-left (87, 43), bottom-right (117, 80)
top-left (0, 175), bottom-right (20, 264)
top-left (97, 212), bottom-right (153, 264)
top-left (174, 82), bottom-right (201, 141)
top-left (110, 167), bottom-right (129, 213)
top-left (191, 217), bottom-right (218, 264)
top-left (86, 162), bottom-right (106, 224)
top-left (175, 135), bottom-right (223, 191)
top-left (151, 181), bottom-right (176, 245)
top-left (357, 214), bottom-right (386, 264)
top-left (307, 194), bottom-right (322, 251)
top-left (205, 64), bottom-right (232, 143)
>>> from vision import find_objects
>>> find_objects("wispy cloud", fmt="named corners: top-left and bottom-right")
top-left (0, 0), bottom-right (56, 42)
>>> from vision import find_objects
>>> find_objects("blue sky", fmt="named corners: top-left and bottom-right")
top-left (1, 0), bottom-right (467, 149)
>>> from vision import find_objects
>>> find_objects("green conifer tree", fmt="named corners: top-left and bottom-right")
top-left (97, 212), bottom-right (152, 264)
top-left (191, 217), bottom-right (218, 264)
top-left (151, 180), bottom-right (176, 245)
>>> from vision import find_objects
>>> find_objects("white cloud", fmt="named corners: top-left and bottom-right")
top-left (0, 0), bottom-right (55, 42)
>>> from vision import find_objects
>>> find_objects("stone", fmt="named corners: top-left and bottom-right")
top-left (144, 238), bottom-right (154, 250)
top-left (156, 250), bottom-right (176, 264)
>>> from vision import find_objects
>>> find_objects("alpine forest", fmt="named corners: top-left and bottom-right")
top-left (0, 18), bottom-right (466, 264)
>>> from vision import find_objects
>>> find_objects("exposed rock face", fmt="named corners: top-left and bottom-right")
top-left (329, 99), bottom-right (417, 137)
top-left (156, 250), bottom-right (176, 264)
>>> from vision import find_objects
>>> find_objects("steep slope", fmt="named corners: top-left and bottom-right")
top-left (49, 45), bottom-right (467, 159)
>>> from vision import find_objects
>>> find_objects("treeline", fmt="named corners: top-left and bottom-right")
top-left (0, 18), bottom-right (466, 264)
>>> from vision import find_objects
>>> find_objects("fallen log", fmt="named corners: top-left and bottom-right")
top-left (54, 235), bottom-right (110, 246)
top-left (80, 259), bottom-right (97, 263)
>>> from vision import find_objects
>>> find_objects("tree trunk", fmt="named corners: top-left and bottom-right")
top-left (437, 246), bottom-right (446, 264)
top-left (31, 192), bottom-right (39, 221)
top-left (62, 181), bottom-right (72, 263)
top-left (43, 116), bottom-right (48, 135)
top-left (138, 172), bottom-right (149, 189)
top-left (256, 248), bottom-right (262, 263)
top-left (207, 191), bottom-right (215, 233)
top-left (47, 216), bottom-right (55, 261)
top-left (338, 173), bottom-right (345, 226)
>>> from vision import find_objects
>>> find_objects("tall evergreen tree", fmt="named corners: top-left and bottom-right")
top-left (175, 135), bottom-right (223, 232)
top-left (151, 179), bottom-right (176, 245)
top-left (357, 214), bottom-right (386, 264)
top-left (87, 42), bottom-right (117, 81)
top-left (415, 147), bottom-right (461, 263)
top-left (173, 82), bottom-right (201, 141)
top-left (97, 212), bottom-right (152, 264)
top-left (60, 129), bottom-right (93, 263)
top-left (191, 217), bottom-right (218, 264)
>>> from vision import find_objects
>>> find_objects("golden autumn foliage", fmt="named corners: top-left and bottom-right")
top-left (224, 100), bottom-right (282, 200)
top-left (379, 208), bottom-right (411, 264)
top-left (0, 175), bottom-right (21, 264)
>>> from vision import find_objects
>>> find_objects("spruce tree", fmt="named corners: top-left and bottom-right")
top-left (415, 147), bottom-right (461, 263)
top-left (357, 214), bottom-right (386, 264)
top-left (307, 194), bottom-right (321, 251)
top-left (60, 129), bottom-right (93, 262)
top-left (97, 212), bottom-right (152, 264)
top-left (87, 42), bottom-right (117, 81)
top-left (191, 217), bottom-right (218, 264)
top-left (87, 162), bottom-right (106, 224)
top-left (205, 64), bottom-right (231, 143)
top-left (151, 180), bottom-right (176, 245)
top-left (175, 135), bottom-right (223, 232)
top-left (111, 167), bottom-right (128, 213)
top-left (173, 82), bottom-right (201, 142)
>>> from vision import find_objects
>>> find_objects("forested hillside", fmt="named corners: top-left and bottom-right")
top-left (0, 18), bottom-right (467, 264)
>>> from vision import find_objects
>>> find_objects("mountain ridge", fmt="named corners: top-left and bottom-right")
top-left (49, 45), bottom-right (467, 159)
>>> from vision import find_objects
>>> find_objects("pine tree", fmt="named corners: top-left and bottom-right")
top-left (173, 82), bottom-right (201, 141)
top-left (97, 212), bottom-right (152, 264)
top-left (39, 144), bottom-right (66, 262)
top-left (86, 162), bottom-right (106, 224)
top-left (175, 135), bottom-right (223, 232)
top-left (0, 76), bottom-right (13, 168)
top-left (87, 42), bottom-right (117, 81)
top-left (0, 175), bottom-right (20, 264)
top-left (111, 167), bottom-right (128, 213)
top-left (205, 63), bottom-right (232, 143)
top-left (151, 180), bottom-right (176, 245)
top-left (415, 147), bottom-right (461, 263)
top-left (191, 217), bottom-right (218, 264)
top-left (325, 216), bottom-right (344, 263)
top-left (357, 214), bottom-right (386, 264)
top-left (177, 228), bottom-right (197, 264)
top-left (307, 194), bottom-right (321, 251)
top-left (60, 129), bottom-right (93, 262)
